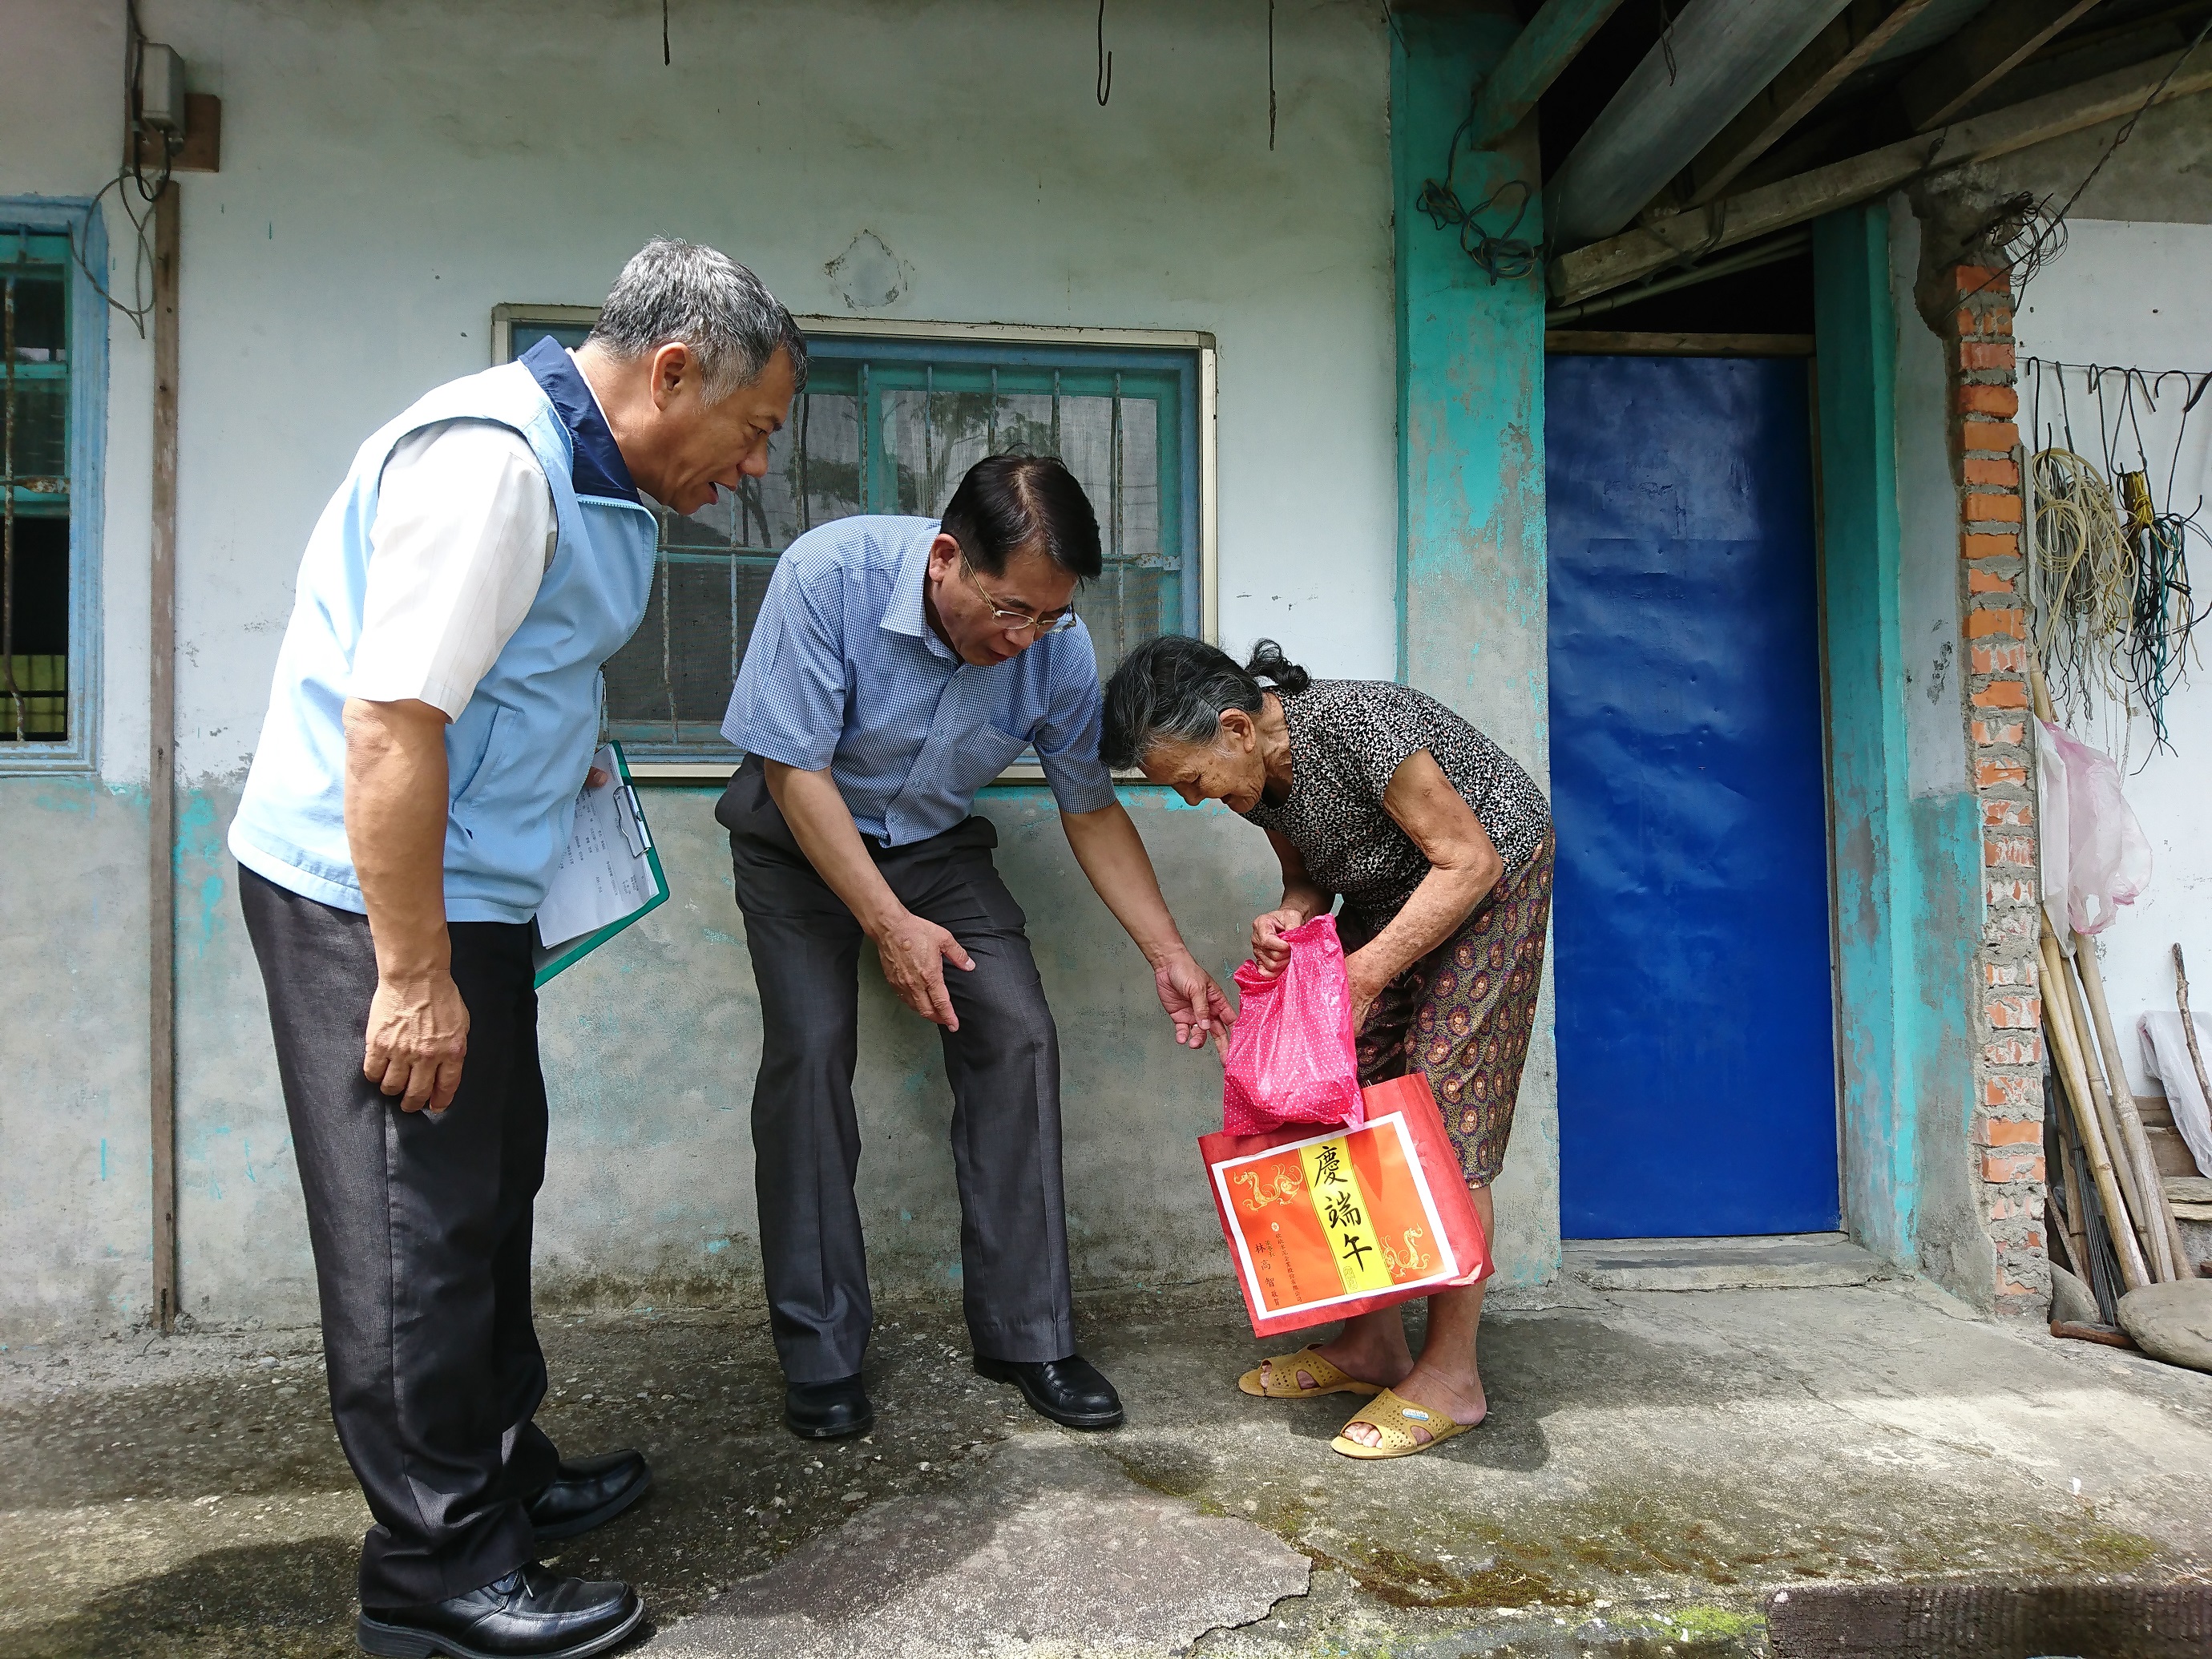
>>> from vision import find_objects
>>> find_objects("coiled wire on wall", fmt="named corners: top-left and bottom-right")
top-left (2027, 358), bottom-right (2212, 762)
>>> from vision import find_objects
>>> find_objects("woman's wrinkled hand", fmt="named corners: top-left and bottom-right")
top-left (1249, 907), bottom-right (1307, 976)
top-left (1342, 947), bottom-right (1388, 1035)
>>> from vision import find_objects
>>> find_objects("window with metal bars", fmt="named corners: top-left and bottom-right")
top-left (495, 311), bottom-right (1209, 762)
top-left (2, 232), bottom-right (73, 748)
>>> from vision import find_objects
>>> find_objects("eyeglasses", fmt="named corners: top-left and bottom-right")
top-left (959, 556), bottom-right (1079, 636)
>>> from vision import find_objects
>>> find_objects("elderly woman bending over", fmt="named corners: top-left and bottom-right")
top-left (1103, 638), bottom-right (1553, 1460)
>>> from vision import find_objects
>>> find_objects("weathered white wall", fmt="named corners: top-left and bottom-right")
top-left (2013, 220), bottom-right (2212, 1107)
top-left (2, 0), bottom-right (1431, 1336)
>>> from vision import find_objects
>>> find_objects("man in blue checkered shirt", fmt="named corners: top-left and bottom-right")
top-left (716, 453), bottom-right (1231, 1439)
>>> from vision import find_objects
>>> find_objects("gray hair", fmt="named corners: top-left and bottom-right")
top-left (1100, 636), bottom-right (1310, 769)
top-left (588, 236), bottom-right (808, 401)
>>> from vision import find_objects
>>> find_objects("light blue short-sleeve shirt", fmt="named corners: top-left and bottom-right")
top-left (721, 515), bottom-right (1119, 845)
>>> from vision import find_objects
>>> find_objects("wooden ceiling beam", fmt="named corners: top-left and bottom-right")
top-left (1467, 0), bottom-right (1632, 148)
top-left (1549, 44), bottom-right (2212, 305)
top-left (1898, 0), bottom-right (2108, 132)
top-left (1680, 0), bottom-right (1938, 206)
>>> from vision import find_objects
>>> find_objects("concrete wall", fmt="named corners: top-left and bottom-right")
top-left (8, 0), bottom-right (1587, 1338)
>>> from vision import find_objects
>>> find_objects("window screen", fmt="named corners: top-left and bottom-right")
top-left (503, 321), bottom-right (1203, 761)
top-left (2, 233), bottom-right (71, 744)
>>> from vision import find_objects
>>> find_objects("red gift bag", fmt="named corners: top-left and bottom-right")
top-left (1201, 1073), bottom-right (1491, 1339)
top-left (1221, 914), bottom-right (1362, 1136)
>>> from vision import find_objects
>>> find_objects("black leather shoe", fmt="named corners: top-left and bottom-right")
top-left (975, 1353), bottom-right (1124, 1429)
top-left (357, 1563), bottom-right (641, 1658)
top-left (523, 1449), bottom-right (652, 1542)
top-left (784, 1374), bottom-right (874, 1440)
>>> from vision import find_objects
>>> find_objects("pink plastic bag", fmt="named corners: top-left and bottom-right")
top-left (2036, 720), bottom-right (2152, 935)
top-left (1221, 914), bottom-right (1363, 1136)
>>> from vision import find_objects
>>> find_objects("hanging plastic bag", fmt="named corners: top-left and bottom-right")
top-left (1221, 914), bottom-right (1362, 1136)
top-left (2040, 721), bottom-right (2151, 934)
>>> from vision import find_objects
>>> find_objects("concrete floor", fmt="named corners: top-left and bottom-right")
top-left (5, 1273), bottom-right (2210, 1658)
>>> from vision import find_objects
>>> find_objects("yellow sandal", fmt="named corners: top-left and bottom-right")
top-left (1236, 1346), bottom-right (1385, 1400)
top-left (1330, 1387), bottom-right (1482, 1459)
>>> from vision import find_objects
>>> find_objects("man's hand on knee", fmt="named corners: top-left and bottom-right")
top-left (870, 908), bottom-right (975, 1031)
top-left (364, 969), bottom-right (470, 1112)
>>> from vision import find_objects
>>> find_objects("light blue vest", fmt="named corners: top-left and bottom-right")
top-left (229, 345), bottom-right (659, 924)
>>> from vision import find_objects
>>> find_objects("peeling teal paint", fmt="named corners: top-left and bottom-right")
top-left (1391, 10), bottom-right (1556, 1287)
top-left (1815, 206), bottom-right (1981, 1270)
top-left (1818, 204), bottom-right (1915, 1262)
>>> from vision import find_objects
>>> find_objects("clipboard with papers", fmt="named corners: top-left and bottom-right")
top-left (532, 741), bottom-right (669, 987)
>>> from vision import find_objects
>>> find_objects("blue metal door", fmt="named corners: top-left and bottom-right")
top-left (1545, 354), bottom-right (1839, 1237)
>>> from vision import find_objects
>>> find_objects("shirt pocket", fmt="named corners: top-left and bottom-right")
top-left (948, 725), bottom-right (1032, 798)
top-left (446, 704), bottom-right (506, 807)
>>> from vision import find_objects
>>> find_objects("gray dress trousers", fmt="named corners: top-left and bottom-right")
top-left (717, 757), bottom-right (1075, 1382)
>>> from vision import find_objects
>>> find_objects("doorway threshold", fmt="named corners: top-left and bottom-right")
top-left (1564, 1233), bottom-right (1886, 1293)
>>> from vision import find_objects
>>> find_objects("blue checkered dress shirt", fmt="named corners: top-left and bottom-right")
top-left (721, 515), bottom-right (1120, 846)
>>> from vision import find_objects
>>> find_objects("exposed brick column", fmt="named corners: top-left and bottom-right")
top-left (1948, 265), bottom-right (2048, 1318)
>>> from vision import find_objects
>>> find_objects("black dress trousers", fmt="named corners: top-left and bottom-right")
top-left (717, 757), bottom-right (1076, 1384)
top-left (238, 865), bottom-right (562, 1609)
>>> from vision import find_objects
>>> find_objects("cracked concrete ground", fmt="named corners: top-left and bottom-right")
top-left (4, 1274), bottom-right (2210, 1657)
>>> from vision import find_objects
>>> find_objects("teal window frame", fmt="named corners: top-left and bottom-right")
top-left (1, 200), bottom-right (107, 775)
top-left (490, 308), bottom-right (1217, 771)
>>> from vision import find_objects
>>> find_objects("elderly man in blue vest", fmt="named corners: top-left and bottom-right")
top-left (230, 239), bottom-right (801, 1659)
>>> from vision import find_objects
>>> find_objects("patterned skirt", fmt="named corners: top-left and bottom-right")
top-left (1344, 830), bottom-right (1555, 1189)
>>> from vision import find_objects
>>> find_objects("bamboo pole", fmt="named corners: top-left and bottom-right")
top-left (2058, 937), bottom-right (2167, 1279)
top-left (2077, 937), bottom-right (2188, 1278)
top-left (2040, 926), bottom-right (2151, 1290)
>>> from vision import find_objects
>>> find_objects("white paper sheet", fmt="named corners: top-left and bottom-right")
top-left (536, 745), bottom-right (657, 950)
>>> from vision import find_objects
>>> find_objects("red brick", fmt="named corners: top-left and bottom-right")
top-left (1963, 531), bottom-right (2019, 560)
top-left (1973, 718), bottom-right (2026, 746)
top-left (1959, 309), bottom-right (2014, 338)
top-left (1973, 680), bottom-right (2030, 709)
top-left (1962, 419), bottom-right (2020, 454)
top-left (1977, 1114), bottom-right (2043, 1146)
top-left (1985, 960), bottom-right (2034, 989)
top-left (1985, 834), bottom-right (2033, 866)
top-left (1962, 341), bottom-right (2016, 371)
top-left (1953, 264), bottom-right (2012, 295)
top-left (1964, 456), bottom-right (2020, 488)
top-left (1984, 798), bottom-right (2032, 827)
top-left (1986, 994), bottom-right (2040, 1028)
top-left (1965, 608), bottom-right (2025, 638)
top-left (1983, 1150), bottom-right (2045, 1183)
top-left (1978, 761), bottom-right (2028, 788)
top-left (1983, 1075), bottom-right (2044, 1108)
top-left (1986, 878), bottom-right (2036, 906)
top-left (1985, 1035), bottom-right (2043, 1066)
top-left (1972, 643), bottom-right (2027, 674)
top-left (1958, 384), bottom-right (2020, 418)
top-left (1964, 491), bottom-right (2023, 523)
top-left (1968, 565), bottom-right (2016, 594)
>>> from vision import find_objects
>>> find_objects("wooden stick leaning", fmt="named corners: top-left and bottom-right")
top-left (2040, 926), bottom-right (2152, 1291)
top-left (2178, 944), bottom-right (2212, 1131)
top-left (2061, 938), bottom-right (2170, 1281)
top-left (2077, 937), bottom-right (2189, 1278)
